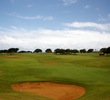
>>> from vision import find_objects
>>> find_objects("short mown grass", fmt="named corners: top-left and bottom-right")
top-left (0, 53), bottom-right (110, 100)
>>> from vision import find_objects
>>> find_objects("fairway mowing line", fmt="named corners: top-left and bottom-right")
top-left (12, 82), bottom-right (86, 100)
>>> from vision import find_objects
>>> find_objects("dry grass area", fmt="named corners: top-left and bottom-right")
top-left (0, 56), bottom-right (19, 58)
top-left (42, 62), bottom-right (57, 65)
top-left (12, 82), bottom-right (86, 100)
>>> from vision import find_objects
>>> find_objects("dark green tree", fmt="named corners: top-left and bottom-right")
top-left (54, 48), bottom-right (61, 54)
top-left (19, 51), bottom-right (32, 53)
top-left (100, 48), bottom-right (107, 54)
top-left (0, 49), bottom-right (8, 53)
top-left (71, 49), bottom-right (79, 54)
top-left (45, 48), bottom-right (52, 53)
top-left (54, 49), bottom-right (65, 54)
top-left (80, 49), bottom-right (86, 53)
top-left (34, 49), bottom-right (42, 53)
top-left (106, 47), bottom-right (110, 54)
top-left (65, 49), bottom-right (71, 54)
top-left (87, 49), bottom-right (94, 53)
top-left (8, 48), bottom-right (19, 53)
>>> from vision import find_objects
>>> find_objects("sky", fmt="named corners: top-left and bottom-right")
top-left (0, 0), bottom-right (110, 51)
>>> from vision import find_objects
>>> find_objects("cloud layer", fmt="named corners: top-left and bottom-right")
top-left (0, 24), bottom-right (110, 51)
top-left (64, 22), bottom-right (110, 31)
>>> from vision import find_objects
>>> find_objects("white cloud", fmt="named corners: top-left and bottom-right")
top-left (62, 0), bottom-right (78, 6)
top-left (7, 12), bottom-right (53, 21)
top-left (84, 5), bottom-right (91, 9)
top-left (0, 27), bottom-right (110, 51)
top-left (16, 15), bottom-right (53, 20)
top-left (16, 15), bottom-right (43, 20)
top-left (64, 22), bottom-right (110, 30)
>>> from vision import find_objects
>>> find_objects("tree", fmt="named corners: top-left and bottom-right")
top-left (18, 51), bottom-right (27, 53)
top-left (100, 48), bottom-right (107, 54)
top-left (106, 47), bottom-right (110, 54)
top-left (8, 48), bottom-right (19, 54)
top-left (0, 49), bottom-right (8, 53)
top-left (60, 49), bottom-right (66, 54)
top-left (54, 48), bottom-right (61, 54)
top-left (45, 48), bottom-right (52, 53)
top-left (34, 49), bottom-right (42, 53)
top-left (18, 51), bottom-right (32, 53)
top-left (65, 49), bottom-right (71, 54)
top-left (80, 49), bottom-right (86, 53)
top-left (100, 47), bottom-right (110, 54)
top-left (87, 49), bottom-right (94, 53)
top-left (54, 49), bottom-right (79, 55)
top-left (71, 49), bottom-right (79, 54)
top-left (54, 49), bottom-right (65, 54)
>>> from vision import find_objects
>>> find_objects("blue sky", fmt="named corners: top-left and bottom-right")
top-left (0, 0), bottom-right (110, 51)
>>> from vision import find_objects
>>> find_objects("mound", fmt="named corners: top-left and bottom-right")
top-left (12, 82), bottom-right (86, 100)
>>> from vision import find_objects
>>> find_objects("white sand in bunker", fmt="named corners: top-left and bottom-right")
top-left (12, 82), bottom-right (86, 100)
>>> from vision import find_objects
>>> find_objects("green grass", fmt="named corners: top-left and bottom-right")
top-left (0, 53), bottom-right (110, 100)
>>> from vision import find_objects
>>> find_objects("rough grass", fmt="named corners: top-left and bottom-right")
top-left (0, 53), bottom-right (110, 100)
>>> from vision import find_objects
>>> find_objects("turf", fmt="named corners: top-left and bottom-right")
top-left (0, 53), bottom-right (110, 100)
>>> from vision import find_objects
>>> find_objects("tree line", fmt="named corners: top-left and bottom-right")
top-left (0, 48), bottom-right (52, 54)
top-left (0, 48), bottom-right (92, 54)
top-left (0, 48), bottom-right (19, 54)
top-left (0, 47), bottom-right (110, 55)
top-left (100, 47), bottom-right (110, 55)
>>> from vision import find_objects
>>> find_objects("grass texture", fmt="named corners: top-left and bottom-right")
top-left (0, 53), bottom-right (110, 100)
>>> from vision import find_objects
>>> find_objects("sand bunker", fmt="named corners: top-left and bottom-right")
top-left (12, 82), bottom-right (86, 100)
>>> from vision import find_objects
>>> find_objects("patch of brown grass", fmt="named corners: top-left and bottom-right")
top-left (0, 56), bottom-right (19, 58)
top-left (42, 62), bottom-right (57, 65)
